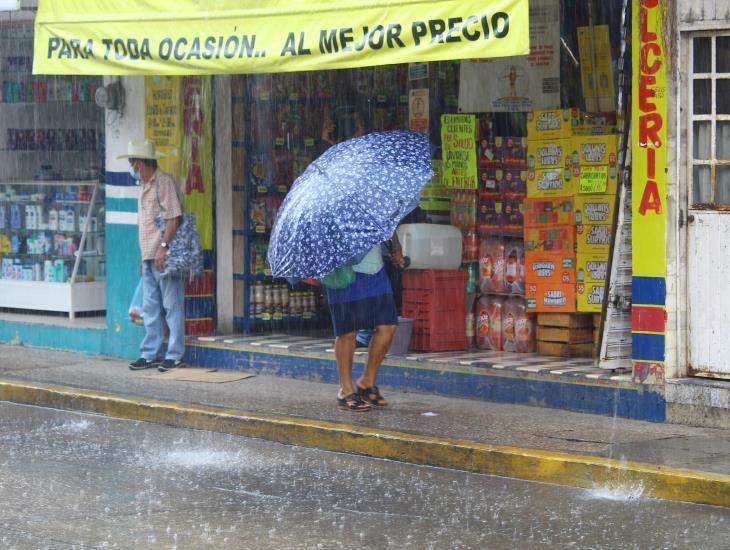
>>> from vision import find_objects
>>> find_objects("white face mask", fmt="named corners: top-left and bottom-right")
top-left (129, 164), bottom-right (141, 182)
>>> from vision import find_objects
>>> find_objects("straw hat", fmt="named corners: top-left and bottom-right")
top-left (116, 139), bottom-right (166, 160)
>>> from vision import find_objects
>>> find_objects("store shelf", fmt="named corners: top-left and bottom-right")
top-left (2, 252), bottom-right (104, 260)
top-left (0, 279), bottom-right (106, 318)
top-left (0, 180), bottom-right (100, 186)
top-left (0, 101), bottom-right (97, 106)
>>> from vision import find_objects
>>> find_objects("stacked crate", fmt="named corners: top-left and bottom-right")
top-left (402, 269), bottom-right (468, 352)
top-left (536, 313), bottom-right (595, 358)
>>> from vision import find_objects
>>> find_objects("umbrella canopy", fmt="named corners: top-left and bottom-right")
top-left (267, 131), bottom-right (434, 280)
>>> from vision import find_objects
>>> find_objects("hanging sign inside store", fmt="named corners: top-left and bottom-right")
top-left (409, 88), bottom-right (429, 132)
top-left (33, 0), bottom-right (530, 75)
top-left (457, 0), bottom-right (559, 112)
top-left (441, 114), bottom-right (477, 189)
top-left (631, 0), bottom-right (667, 278)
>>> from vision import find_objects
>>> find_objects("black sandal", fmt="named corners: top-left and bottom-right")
top-left (356, 385), bottom-right (388, 406)
top-left (337, 393), bottom-right (371, 412)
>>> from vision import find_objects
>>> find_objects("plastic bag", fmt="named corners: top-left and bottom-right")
top-left (128, 278), bottom-right (144, 325)
top-left (320, 265), bottom-right (356, 289)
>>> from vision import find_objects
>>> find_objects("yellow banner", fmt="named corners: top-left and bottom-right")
top-left (632, 0), bottom-right (667, 278)
top-left (33, 0), bottom-right (529, 75)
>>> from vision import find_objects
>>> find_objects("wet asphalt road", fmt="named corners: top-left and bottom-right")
top-left (0, 402), bottom-right (728, 549)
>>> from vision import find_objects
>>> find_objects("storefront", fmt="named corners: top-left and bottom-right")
top-left (0, 0), bottom-right (695, 421)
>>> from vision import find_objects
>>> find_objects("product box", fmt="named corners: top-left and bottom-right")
top-left (477, 196), bottom-right (502, 234)
top-left (524, 251), bottom-right (576, 285)
top-left (571, 134), bottom-right (618, 167)
top-left (527, 109), bottom-right (581, 140)
top-left (478, 168), bottom-right (499, 195)
top-left (527, 138), bottom-right (572, 170)
top-left (574, 194), bottom-right (615, 225)
top-left (576, 223), bottom-right (611, 254)
top-left (500, 136), bottom-right (527, 169)
top-left (525, 282), bottom-right (576, 313)
top-left (524, 225), bottom-right (576, 253)
top-left (496, 168), bottom-right (527, 195)
top-left (524, 197), bottom-right (574, 227)
top-left (477, 136), bottom-right (502, 169)
top-left (574, 164), bottom-right (619, 195)
top-left (577, 253), bottom-right (608, 284)
top-left (527, 168), bottom-right (576, 197)
top-left (576, 282), bottom-right (605, 312)
top-left (500, 195), bottom-right (524, 235)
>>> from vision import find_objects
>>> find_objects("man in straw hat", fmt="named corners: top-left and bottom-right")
top-left (119, 139), bottom-right (186, 373)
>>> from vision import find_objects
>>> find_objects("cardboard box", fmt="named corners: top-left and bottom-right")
top-left (537, 340), bottom-right (594, 357)
top-left (526, 282), bottom-right (576, 313)
top-left (500, 195), bottom-right (524, 235)
top-left (574, 164), bottom-right (619, 195)
top-left (537, 313), bottom-right (594, 328)
top-left (576, 281), bottom-right (605, 312)
top-left (524, 225), bottom-right (576, 253)
top-left (527, 168), bottom-right (576, 197)
top-left (499, 136), bottom-right (527, 169)
top-left (577, 253), bottom-right (608, 283)
top-left (571, 134), bottom-right (618, 167)
top-left (527, 109), bottom-right (581, 140)
top-left (478, 137), bottom-right (502, 169)
top-left (477, 196), bottom-right (502, 234)
top-left (496, 168), bottom-right (527, 195)
top-left (537, 325), bottom-right (594, 343)
top-left (524, 196), bottom-right (574, 227)
top-left (576, 224), bottom-right (611, 254)
top-left (575, 194), bottom-right (615, 225)
top-left (478, 168), bottom-right (499, 194)
top-left (525, 251), bottom-right (576, 285)
top-left (527, 138), bottom-right (572, 171)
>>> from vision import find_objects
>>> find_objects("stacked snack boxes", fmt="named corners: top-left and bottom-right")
top-left (524, 109), bottom-right (618, 314)
top-left (571, 126), bottom-right (618, 312)
top-left (524, 109), bottom-right (580, 313)
top-left (474, 116), bottom-right (533, 352)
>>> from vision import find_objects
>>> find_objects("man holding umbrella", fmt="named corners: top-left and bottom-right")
top-left (324, 242), bottom-right (404, 411)
top-left (267, 130), bottom-right (433, 412)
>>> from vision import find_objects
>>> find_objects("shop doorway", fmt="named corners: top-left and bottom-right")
top-left (686, 32), bottom-right (730, 379)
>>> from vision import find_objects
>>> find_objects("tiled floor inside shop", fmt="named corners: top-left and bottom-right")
top-left (194, 333), bottom-right (633, 382)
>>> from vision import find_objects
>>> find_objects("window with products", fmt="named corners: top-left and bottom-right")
top-left (0, 18), bottom-right (106, 318)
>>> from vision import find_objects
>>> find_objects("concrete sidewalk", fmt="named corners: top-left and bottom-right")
top-left (1, 343), bottom-right (728, 506)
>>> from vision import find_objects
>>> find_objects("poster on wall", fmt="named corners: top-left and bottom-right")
top-left (145, 76), bottom-right (214, 250)
top-left (457, 0), bottom-right (560, 112)
top-left (441, 114), bottom-right (477, 189)
top-left (409, 88), bottom-right (429, 132)
top-left (144, 76), bottom-right (181, 178)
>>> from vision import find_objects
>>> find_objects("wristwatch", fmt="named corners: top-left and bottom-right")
top-left (160, 241), bottom-right (168, 248)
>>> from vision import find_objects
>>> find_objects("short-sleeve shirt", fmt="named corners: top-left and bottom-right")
top-left (138, 169), bottom-right (182, 260)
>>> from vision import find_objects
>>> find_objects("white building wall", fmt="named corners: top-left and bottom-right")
top-left (670, 0), bottom-right (730, 379)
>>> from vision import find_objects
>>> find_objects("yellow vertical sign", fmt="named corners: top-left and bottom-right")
top-left (144, 76), bottom-right (181, 178)
top-left (632, 0), bottom-right (667, 278)
top-left (145, 75), bottom-right (213, 250)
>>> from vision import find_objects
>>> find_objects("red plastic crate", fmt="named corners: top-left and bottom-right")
top-left (402, 269), bottom-right (468, 351)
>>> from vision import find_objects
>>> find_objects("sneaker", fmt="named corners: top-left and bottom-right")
top-left (129, 357), bottom-right (159, 370)
top-left (158, 359), bottom-right (185, 372)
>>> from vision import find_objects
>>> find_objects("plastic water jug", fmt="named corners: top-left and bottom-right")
top-left (397, 223), bottom-right (463, 270)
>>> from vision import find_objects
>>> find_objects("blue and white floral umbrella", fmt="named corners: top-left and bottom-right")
top-left (267, 131), bottom-right (433, 280)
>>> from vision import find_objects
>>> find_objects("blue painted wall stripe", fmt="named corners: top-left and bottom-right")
top-left (185, 296), bottom-right (215, 319)
top-left (632, 276), bottom-right (666, 306)
top-left (106, 197), bottom-right (138, 213)
top-left (185, 346), bottom-right (666, 422)
top-left (105, 170), bottom-right (136, 186)
top-left (632, 333), bottom-right (665, 362)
